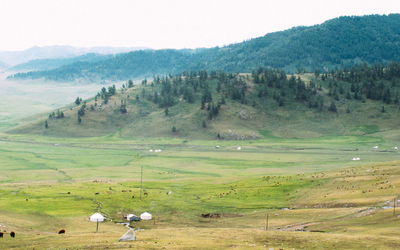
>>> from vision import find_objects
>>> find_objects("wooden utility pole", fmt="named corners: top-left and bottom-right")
top-left (96, 220), bottom-right (99, 232)
top-left (140, 166), bottom-right (143, 200)
top-left (265, 213), bottom-right (269, 231)
top-left (394, 197), bottom-right (396, 216)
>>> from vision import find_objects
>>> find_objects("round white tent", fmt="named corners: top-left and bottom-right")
top-left (140, 212), bottom-right (152, 220)
top-left (126, 214), bottom-right (138, 221)
top-left (90, 212), bottom-right (105, 222)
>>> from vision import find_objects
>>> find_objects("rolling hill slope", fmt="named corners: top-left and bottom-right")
top-left (9, 63), bottom-right (400, 140)
top-left (9, 14), bottom-right (400, 82)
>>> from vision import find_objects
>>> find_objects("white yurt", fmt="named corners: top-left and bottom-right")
top-left (140, 212), bottom-right (152, 220)
top-left (90, 212), bottom-right (105, 222)
top-left (126, 214), bottom-right (137, 221)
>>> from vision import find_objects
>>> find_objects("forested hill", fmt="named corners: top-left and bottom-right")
top-left (10, 50), bottom-right (197, 82)
top-left (207, 14), bottom-right (400, 71)
top-left (9, 53), bottom-right (112, 72)
top-left (9, 14), bottom-right (400, 82)
top-left (11, 62), bottom-right (400, 139)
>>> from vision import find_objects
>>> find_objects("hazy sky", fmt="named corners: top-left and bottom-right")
top-left (0, 0), bottom-right (399, 51)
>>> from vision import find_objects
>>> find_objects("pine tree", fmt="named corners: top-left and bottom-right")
top-left (201, 99), bottom-right (205, 110)
top-left (328, 102), bottom-right (337, 112)
top-left (44, 120), bottom-right (48, 129)
top-left (75, 97), bottom-right (81, 105)
top-left (120, 103), bottom-right (127, 113)
top-left (383, 88), bottom-right (391, 104)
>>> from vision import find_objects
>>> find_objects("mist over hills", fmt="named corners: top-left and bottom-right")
top-left (9, 53), bottom-right (113, 72)
top-left (0, 60), bottom-right (9, 70)
top-left (0, 45), bottom-right (148, 66)
top-left (8, 14), bottom-right (400, 82)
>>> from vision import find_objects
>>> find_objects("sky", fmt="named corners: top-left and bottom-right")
top-left (0, 0), bottom-right (399, 51)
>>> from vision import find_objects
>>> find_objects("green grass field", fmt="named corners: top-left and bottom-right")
top-left (1, 131), bottom-right (400, 249)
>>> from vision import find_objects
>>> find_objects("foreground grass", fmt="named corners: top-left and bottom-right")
top-left (2, 227), bottom-right (400, 249)
top-left (2, 214), bottom-right (400, 249)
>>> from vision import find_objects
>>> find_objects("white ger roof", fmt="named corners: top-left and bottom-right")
top-left (90, 212), bottom-right (105, 222)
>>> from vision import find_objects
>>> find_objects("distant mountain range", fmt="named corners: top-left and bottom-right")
top-left (0, 45), bottom-right (148, 66)
top-left (8, 14), bottom-right (400, 82)
top-left (9, 53), bottom-right (113, 72)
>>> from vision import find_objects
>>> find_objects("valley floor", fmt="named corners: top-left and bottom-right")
top-left (0, 133), bottom-right (400, 249)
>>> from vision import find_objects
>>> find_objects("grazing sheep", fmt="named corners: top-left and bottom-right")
top-left (58, 229), bottom-right (65, 234)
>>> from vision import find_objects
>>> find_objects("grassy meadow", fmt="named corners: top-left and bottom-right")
top-left (1, 131), bottom-right (400, 249)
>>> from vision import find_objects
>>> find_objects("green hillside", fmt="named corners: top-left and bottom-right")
top-left (9, 14), bottom-right (400, 81)
top-left (9, 63), bottom-right (400, 140)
